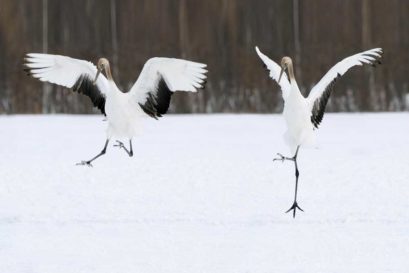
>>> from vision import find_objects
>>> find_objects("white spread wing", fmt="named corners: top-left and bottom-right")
top-left (308, 48), bottom-right (383, 105)
top-left (24, 53), bottom-right (109, 114)
top-left (307, 48), bottom-right (383, 128)
top-left (129, 57), bottom-right (207, 119)
top-left (255, 46), bottom-right (291, 99)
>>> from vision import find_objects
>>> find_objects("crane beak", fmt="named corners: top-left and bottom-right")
top-left (278, 66), bottom-right (285, 83)
top-left (93, 68), bottom-right (102, 85)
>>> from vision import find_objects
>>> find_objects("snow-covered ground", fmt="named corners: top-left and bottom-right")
top-left (0, 113), bottom-right (408, 273)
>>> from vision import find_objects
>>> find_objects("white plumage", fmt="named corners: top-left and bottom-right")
top-left (24, 53), bottom-right (207, 166)
top-left (255, 46), bottom-right (383, 217)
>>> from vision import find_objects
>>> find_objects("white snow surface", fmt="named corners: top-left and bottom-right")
top-left (0, 113), bottom-right (408, 273)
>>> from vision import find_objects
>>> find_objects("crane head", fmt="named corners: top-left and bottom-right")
top-left (93, 58), bottom-right (110, 84)
top-left (278, 56), bottom-right (292, 83)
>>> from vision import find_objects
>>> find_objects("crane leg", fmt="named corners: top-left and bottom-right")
top-left (114, 139), bottom-right (133, 157)
top-left (273, 146), bottom-right (304, 218)
top-left (76, 139), bottom-right (109, 167)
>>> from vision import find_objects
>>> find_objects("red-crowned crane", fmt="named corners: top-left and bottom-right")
top-left (24, 54), bottom-right (207, 166)
top-left (255, 46), bottom-right (383, 217)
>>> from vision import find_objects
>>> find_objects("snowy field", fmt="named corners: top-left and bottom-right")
top-left (0, 113), bottom-right (408, 273)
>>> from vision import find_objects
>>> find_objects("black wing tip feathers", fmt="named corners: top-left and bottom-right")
top-left (72, 74), bottom-right (106, 115)
top-left (138, 102), bottom-right (159, 120)
top-left (200, 79), bottom-right (208, 90)
top-left (310, 74), bottom-right (340, 129)
top-left (23, 67), bottom-right (33, 76)
top-left (367, 49), bottom-right (383, 67)
top-left (23, 66), bottom-right (48, 75)
top-left (23, 55), bottom-right (50, 77)
top-left (139, 76), bottom-right (172, 120)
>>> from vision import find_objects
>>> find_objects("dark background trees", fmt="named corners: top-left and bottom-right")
top-left (0, 0), bottom-right (408, 114)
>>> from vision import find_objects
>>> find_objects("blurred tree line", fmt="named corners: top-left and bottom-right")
top-left (0, 0), bottom-right (408, 114)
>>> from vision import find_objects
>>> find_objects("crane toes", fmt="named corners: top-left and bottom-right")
top-left (273, 153), bottom-right (289, 162)
top-left (113, 140), bottom-right (133, 157)
top-left (113, 140), bottom-right (125, 148)
top-left (285, 202), bottom-right (304, 218)
top-left (273, 152), bottom-right (297, 162)
top-left (273, 153), bottom-right (284, 162)
top-left (76, 161), bottom-right (93, 167)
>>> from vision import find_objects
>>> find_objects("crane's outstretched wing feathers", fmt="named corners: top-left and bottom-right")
top-left (24, 53), bottom-right (109, 115)
top-left (308, 48), bottom-right (383, 128)
top-left (255, 46), bottom-right (291, 99)
top-left (129, 57), bottom-right (207, 119)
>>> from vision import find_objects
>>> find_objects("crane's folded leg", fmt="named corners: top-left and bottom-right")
top-left (273, 146), bottom-right (304, 218)
top-left (114, 140), bottom-right (133, 157)
top-left (76, 139), bottom-right (110, 167)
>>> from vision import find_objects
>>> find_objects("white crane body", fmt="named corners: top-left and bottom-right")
top-left (283, 82), bottom-right (315, 153)
top-left (104, 85), bottom-right (144, 139)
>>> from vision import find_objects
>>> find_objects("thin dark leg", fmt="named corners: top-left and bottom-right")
top-left (76, 139), bottom-right (109, 167)
top-left (129, 140), bottom-right (133, 156)
top-left (286, 146), bottom-right (304, 218)
top-left (114, 139), bottom-right (133, 157)
top-left (273, 146), bottom-right (304, 218)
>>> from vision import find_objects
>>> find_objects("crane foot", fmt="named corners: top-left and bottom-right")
top-left (286, 201), bottom-right (304, 218)
top-left (114, 140), bottom-right (133, 156)
top-left (273, 153), bottom-right (295, 162)
top-left (76, 161), bottom-right (93, 167)
top-left (114, 140), bottom-right (126, 149)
